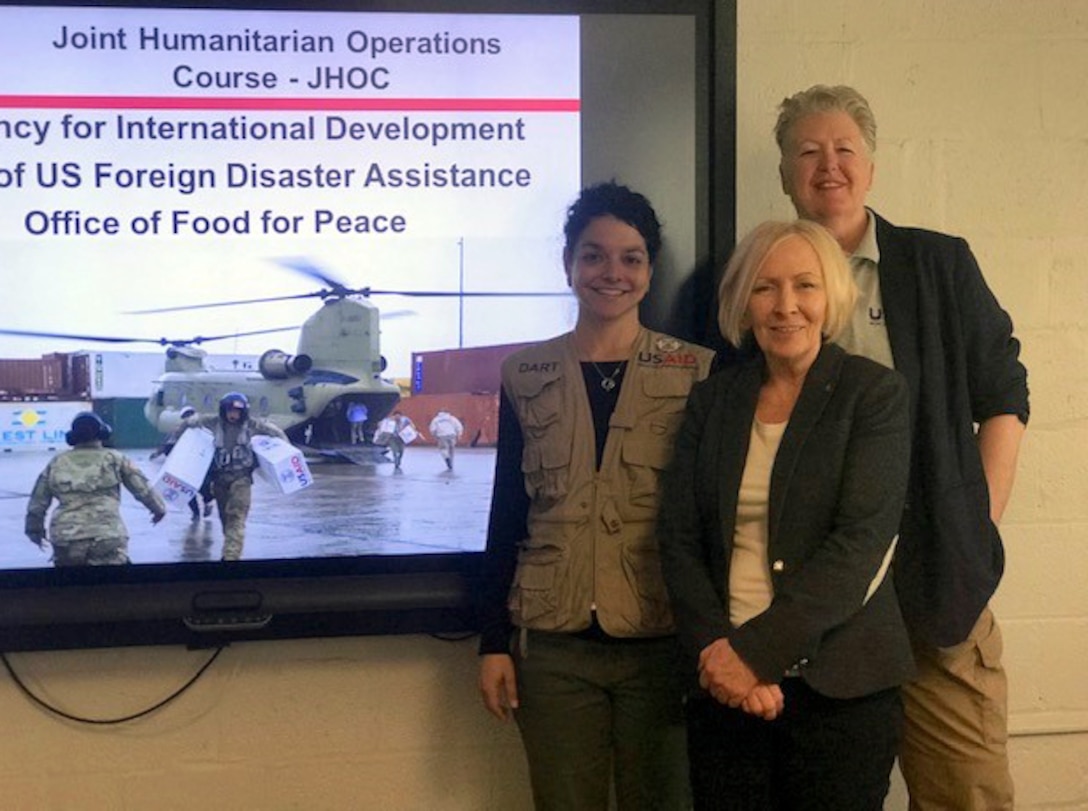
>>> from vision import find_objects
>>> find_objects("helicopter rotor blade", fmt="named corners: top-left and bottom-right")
top-left (0, 328), bottom-right (154, 345)
top-left (125, 254), bottom-right (571, 315)
top-left (177, 326), bottom-right (301, 344)
top-left (0, 325), bottom-right (299, 347)
top-left (125, 291), bottom-right (325, 315)
top-left (363, 290), bottom-right (570, 297)
top-left (274, 257), bottom-right (351, 291)
top-left (274, 257), bottom-right (570, 299)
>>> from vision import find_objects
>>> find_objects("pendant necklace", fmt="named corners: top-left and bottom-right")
top-left (591, 361), bottom-right (625, 392)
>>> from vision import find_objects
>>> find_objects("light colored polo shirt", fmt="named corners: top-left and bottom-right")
top-left (834, 210), bottom-right (895, 370)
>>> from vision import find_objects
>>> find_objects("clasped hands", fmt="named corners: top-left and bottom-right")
top-left (698, 637), bottom-right (784, 721)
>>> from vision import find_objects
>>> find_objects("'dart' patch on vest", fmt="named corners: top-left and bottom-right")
top-left (517, 361), bottom-right (560, 374)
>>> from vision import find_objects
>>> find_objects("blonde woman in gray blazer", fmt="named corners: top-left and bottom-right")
top-left (659, 220), bottom-right (914, 810)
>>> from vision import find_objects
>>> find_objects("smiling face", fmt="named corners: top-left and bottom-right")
top-left (747, 235), bottom-right (828, 373)
top-left (565, 214), bottom-right (652, 327)
top-left (779, 110), bottom-right (874, 249)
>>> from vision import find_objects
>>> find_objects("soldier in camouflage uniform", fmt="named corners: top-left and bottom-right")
top-left (180, 392), bottom-right (288, 561)
top-left (25, 411), bottom-right (167, 566)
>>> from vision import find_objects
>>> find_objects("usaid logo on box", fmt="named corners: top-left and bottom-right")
top-left (251, 435), bottom-right (313, 495)
top-left (152, 427), bottom-right (214, 512)
top-left (155, 471), bottom-right (198, 509)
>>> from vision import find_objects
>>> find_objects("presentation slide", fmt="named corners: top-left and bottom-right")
top-left (0, 3), bottom-right (591, 569)
top-left (0, 5), bottom-right (581, 371)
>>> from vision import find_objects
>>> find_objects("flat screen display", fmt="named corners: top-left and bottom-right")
top-left (0, 0), bottom-right (729, 650)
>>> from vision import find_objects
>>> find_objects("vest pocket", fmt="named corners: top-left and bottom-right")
top-left (521, 432), bottom-right (572, 506)
top-left (509, 546), bottom-right (562, 624)
top-left (516, 371), bottom-right (563, 435)
top-left (635, 374), bottom-right (690, 466)
top-left (621, 438), bottom-right (674, 513)
top-left (513, 370), bottom-right (572, 506)
top-left (619, 544), bottom-right (673, 632)
top-left (640, 370), bottom-right (695, 428)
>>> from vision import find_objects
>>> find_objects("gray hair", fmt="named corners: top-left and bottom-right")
top-left (774, 84), bottom-right (877, 155)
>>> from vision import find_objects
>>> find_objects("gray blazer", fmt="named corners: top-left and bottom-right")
top-left (659, 343), bottom-right (916, 699)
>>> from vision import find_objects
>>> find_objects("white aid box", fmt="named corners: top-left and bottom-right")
top-left (153, 427), bottom-right (214, 511)
top-left (251, 435), bottom-right (313, 495)
top-left (373, 418), bottom-right (396, 446)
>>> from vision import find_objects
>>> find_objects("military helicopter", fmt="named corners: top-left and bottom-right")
top-left (1, 258), bottom-right (568, 455)
top-left (143, 292), bottom-right (400, 450)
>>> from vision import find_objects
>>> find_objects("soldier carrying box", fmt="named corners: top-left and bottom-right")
top-left (178, 392), bottom-right (288, 561)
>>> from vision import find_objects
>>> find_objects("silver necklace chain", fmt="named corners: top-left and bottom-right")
top-left (590, 361), bottom-right (625, 392)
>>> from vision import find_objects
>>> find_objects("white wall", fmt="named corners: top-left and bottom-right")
top-left (736, 1), bottom-right (1088, 808)
top-left (2, 2), bottom-right (1085, 809)
top-left (0, 636), bottom-right (532, 809)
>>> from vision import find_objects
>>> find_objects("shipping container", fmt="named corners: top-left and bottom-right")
top-left (76, 350), bottom-right (261, 399)
top-left (0, 398), bottom-right (163, 453)
top-left (0, 356), bottom-right (70, 399)
top-left (394, 393), bottom-right (500, 447)
top-left (70, 353), bottom-right (91, 398)
top-left (410, 342), bottom-right (532, 396)
top-left (41, 353), bottom-right (73, 394)
top-left (94, 397), bottom-right (165, 449)
top-left (0, 401), bottom-right (91, 452)
top-left (79, 351), bottom-right (164, 399)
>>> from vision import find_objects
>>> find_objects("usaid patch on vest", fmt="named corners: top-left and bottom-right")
top-left (152, 427), bottom-right (214, 511)
top-left (636, 337), bottom-right (701, 368)
top-left (252, 435), bottom-right (313, 495)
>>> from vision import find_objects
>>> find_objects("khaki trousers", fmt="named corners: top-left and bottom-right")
top-left (899, 607), bottom-right (1014, 810)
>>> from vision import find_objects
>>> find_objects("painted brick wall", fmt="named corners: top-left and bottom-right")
top-left (736, 1), bottom-right (1088, 807)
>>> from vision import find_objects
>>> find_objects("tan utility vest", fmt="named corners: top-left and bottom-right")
top-left (502, 329), bottom-right (714, 637)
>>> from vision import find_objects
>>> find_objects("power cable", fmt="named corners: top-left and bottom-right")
top-left (0, 646), bottom-right (224, 725)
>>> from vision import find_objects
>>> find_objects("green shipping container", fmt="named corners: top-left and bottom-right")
top-left (94, 398), bottom-right (163, 450)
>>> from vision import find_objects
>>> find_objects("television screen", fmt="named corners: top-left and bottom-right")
top-left (0, 0), bottom-right (733, 650)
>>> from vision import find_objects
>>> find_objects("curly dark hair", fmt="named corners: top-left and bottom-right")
top-left (563, 181), bottom-right (663, 263)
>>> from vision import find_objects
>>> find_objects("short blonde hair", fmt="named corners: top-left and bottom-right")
top-left (774, 84), bottom-right (877, 156)
top-left (717, 220), bottom-right (858, 348)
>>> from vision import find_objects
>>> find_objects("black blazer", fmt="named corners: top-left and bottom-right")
top-left (874, 213), bottom-right (1029, 645)
top-left (659, 344), bottom-right (916, 700)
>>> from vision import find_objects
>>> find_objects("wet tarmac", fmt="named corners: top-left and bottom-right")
top-left (0, 445), bottom-right (495, 569)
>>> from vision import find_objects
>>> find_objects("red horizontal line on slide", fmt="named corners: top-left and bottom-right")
top-left (0, 95), bottom-right (580, 112)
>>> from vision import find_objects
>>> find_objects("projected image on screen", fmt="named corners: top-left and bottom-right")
top-left (0, 5), bottom-right (582, 567)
